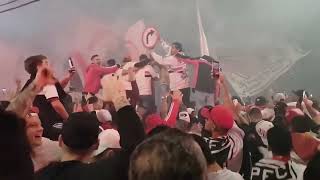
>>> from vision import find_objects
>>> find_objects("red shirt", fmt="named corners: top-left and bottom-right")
top-left (83, 64), bottom-right (118, 94)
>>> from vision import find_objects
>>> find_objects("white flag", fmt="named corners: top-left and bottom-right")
top-left (196, 0), bottom-right (210, 56)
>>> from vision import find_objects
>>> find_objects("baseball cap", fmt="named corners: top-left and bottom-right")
top-left (62, 112), bottom-right (100, 150)
top-left (255, 96), bottom-right (268, 107)
top-left (209, 105), bottom-right (234, 130)
top-left (95, 109), bottom-right (112, 123)
top-left (179, 111), bottom-right (190, 123)
top-left (94, 129), bottom-right (121, 156)
top-left (255, 120), bottom-right (274, 146)
top-left (187, 108), bottom-right (195, 115)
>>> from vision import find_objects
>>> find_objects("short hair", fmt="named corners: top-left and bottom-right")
top-left (24, 55), bottom-right (47, 75)
top-left (0, 111), bottom-right (34, 179)
top-left (304, 153), bottom-right (320, 180)
top-left (91, 54), bottom-right (99, 61)
top-left (139, 54), bottom-right (148, 61)
top-left (248, 108), bottom-right (262, 121)
top-left (129, 129), bottom-right (206, 180)
top-left (88, 96), bottom-right (99, 104)
top-left (267, 126), bottom-right (292, 156)
top-left (274, 102), bottom-right (288, 117)
top-left (107, 59), bottom-right (116, 66)
top-left (172, 42), bottom-right (183, 52)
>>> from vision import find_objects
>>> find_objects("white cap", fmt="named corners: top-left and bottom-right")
top-left (94, 129), bottom-right (121, 156)
top-left (179, 111), bottom-right (190, 123)
top-left (255, 120), bottom-right (274, 146)
top-left (187, 108), bottom-right (195, 115)
top-left (95, 109), bottom-right (112, 123)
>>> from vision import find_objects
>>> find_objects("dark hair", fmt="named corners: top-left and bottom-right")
top-left (24, 55), bottom-right (47, 76)
top-left (0, 111), bottom-right (34, 180)
top-left (91, 54), bottom-right (99, 61)
top-left (172, 42), bottom-right (183, 52)
top-left (129, 129), bottom-right (206, 180)
top-left (304, 153), bottom-right (320, 180)
top-left (291, 116), bottom-right (312, 133)
top-left (274, 102), bottom-right (288, 117)
top-left (267, 126), bottom-right (292, 156)
top-left (88, 96), bottom-right (99, 104)
top-left (107, 59), bottom-right (116, 66)
top-left (248, 107), bottom-right (262, 120)
top-left (139, 54), bottom-right (148, 61)
top-left (147, 125), bottom-right (170, 138)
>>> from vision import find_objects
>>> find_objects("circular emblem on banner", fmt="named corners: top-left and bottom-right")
top-left (142, 27), bottom-right (160, 49)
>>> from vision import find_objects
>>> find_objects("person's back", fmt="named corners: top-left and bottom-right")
top-left (251, 158), bottom-right (304, 180)
top-left (251, 126), bottom-right (305, 180)
top-left (36, 112), bottom-right (100, 180)
top-left (36, 161), bottom-right (88, 180)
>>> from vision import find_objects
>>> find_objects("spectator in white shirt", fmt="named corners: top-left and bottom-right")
top-left (150, 42), bottom-right (191, 107)
top-left (25, 108), bottom-right (61, 172)
top-left (135, 55), bottom-right (159, 107)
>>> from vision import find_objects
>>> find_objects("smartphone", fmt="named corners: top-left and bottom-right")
top-left (303, 91), bottom-right (307, 99)
top-left (2, 88), bottom-right (6, 94)
top-left (68, 57), bottom-right (74, 69)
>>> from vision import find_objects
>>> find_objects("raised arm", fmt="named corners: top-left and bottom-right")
top-left (7, 68), bottom-right (55, 117)
top-left (164, 91), bottom-right (182, 128)
top-left (92, 65), bottom-right (118, 76)
top-left (103, 73), bottom-right (145, 152)
top-left (60, 69), bottom-right (75, 89)
top-left (303, 98), bottom-right (320, 124)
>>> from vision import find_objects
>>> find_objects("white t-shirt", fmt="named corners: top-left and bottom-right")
top-left (135, 65), bottom-right (158, 95)
top-left (119, 62), bottom-right (135, 91)
top-left (32, 137), bottom-right (61, 172)
top-left (208, 168), bottom-right (244, 180)
top-left (151, 52), bottom-right (189, 90)
top-left (39, 85), bottom-right (59, 99)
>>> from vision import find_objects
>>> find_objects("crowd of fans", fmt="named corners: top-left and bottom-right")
top-left (0, 49), bottom-right (320, 180)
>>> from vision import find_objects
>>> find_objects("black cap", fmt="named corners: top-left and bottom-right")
top-left (62, 112), bottom-right (100, 150)
top-left (255, 96), bottom-right (268, 106)
top-left (107, 59), bottom-right (116, 67)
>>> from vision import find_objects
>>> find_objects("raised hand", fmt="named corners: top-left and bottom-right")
top-left (34, 67), bottom-right (55, 90)
top-left (171, 90), bottom-right (183, 103)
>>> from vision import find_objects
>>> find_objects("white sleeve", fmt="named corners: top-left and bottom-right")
top-left (151, 52), bottom-right (164, 65)
top-left (228, 123), bottom-right (245, 158)
top-left (42, 85), bottom-right (59, 99)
